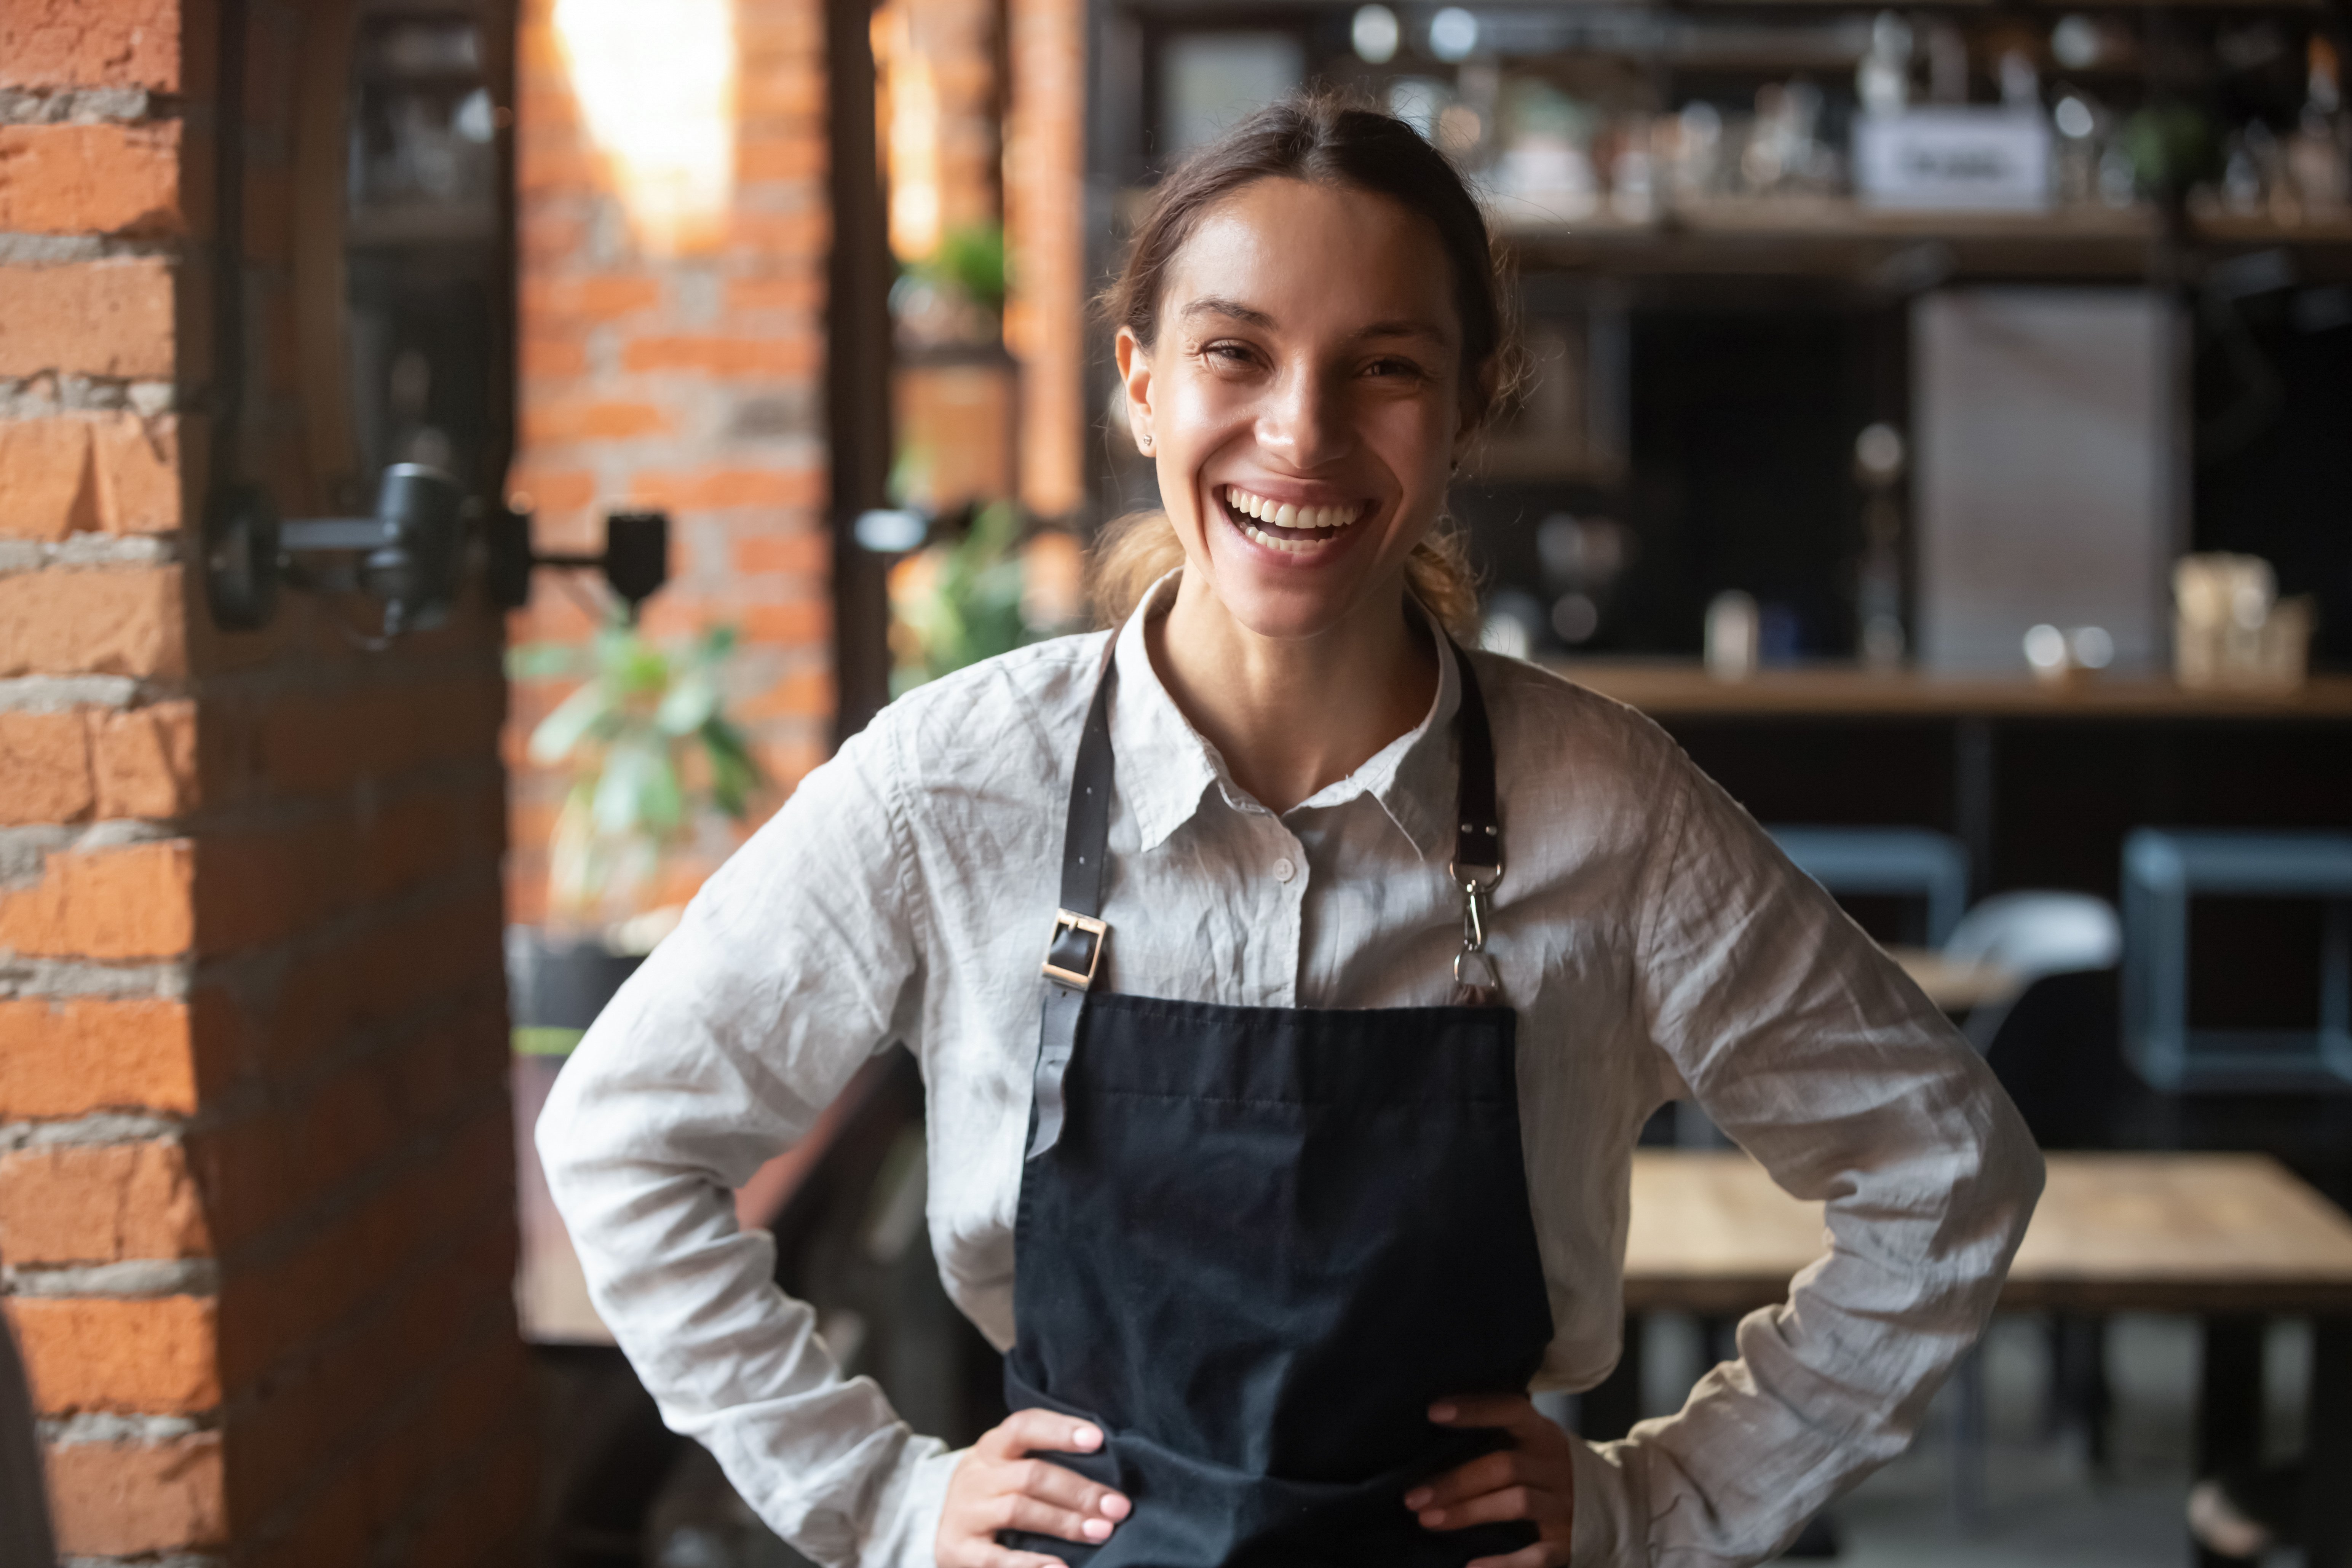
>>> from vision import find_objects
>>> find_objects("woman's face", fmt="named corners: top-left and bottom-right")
top-left (1115, 177), bottom-right (1478, 643)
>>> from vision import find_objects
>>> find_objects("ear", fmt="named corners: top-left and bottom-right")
top-left (1114, 325), bottom-right (1156, 456)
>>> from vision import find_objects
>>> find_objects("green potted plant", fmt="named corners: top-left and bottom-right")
top-left (506, 616), bottom-right (764, 1056)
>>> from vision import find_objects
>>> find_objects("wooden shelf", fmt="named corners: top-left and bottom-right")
top-left (1497, 200), bottom-right (2352, 279)
top-left (1541, 658), bottom-right (2352, 719)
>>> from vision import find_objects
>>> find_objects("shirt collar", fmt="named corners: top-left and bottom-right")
top-left (1107, 573), bottom-right (1463, 861)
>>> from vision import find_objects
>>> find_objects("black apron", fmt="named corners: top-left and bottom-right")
top-left (1001, 642), bottom-right (1557, 1567)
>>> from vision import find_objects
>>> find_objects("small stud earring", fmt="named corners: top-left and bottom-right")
top-left (1140, 433), bottom-right (1154, 452)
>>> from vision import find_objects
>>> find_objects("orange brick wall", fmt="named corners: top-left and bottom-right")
top-left (1004, 0), bottom-right (1087, 521)
top-left (508, 0), bottom-right (837, 924)
top-left (0, 1), bottom-right (535, 1562)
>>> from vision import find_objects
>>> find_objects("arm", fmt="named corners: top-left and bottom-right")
top-left (536, 718), bottom-right (956, 1568)
top-left (1572, 756), bottom-right (2045, 1566)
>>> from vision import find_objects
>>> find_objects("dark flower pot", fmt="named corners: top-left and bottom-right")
top-left (506, 925), bottom-right (645, 1056)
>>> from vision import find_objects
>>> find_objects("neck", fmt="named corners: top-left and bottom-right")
top-left (1145, 572), bottom-right (1440, 816)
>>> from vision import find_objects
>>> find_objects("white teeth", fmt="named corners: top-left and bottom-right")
top-left (1244, 522), bottom-right (1323, 554)
top-left (1223, 487), bottom-right (1360, 532)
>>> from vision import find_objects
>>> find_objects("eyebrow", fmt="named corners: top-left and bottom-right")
top-left (1177, 297), bottom-right (1449, 344)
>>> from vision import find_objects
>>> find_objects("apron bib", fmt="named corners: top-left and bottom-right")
top-left (1003, 640), bottom-right (1554, 1567)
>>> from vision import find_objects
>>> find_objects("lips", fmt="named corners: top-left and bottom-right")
top-left (1219, 485), bottom-right (1368, 555)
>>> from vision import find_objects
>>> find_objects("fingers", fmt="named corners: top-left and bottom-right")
top-left (1415, 1483), bottom-right (1546, 1531)
top-left (1466, 1546), bottom-right (1565, 1568)
top-left (941, 1543), bottom-right (1071, 1568)
top-left (986, 1490), bottom-right (1118, 1545)
top-left (980, 1408), bottom-right (1105, 1460)
top-left (997, 1457), bottom-right (1131, 1526)
top-left (1404, 1448), bottom-right (1533, 1510)
top-left (1428, 1393), bottom-right (1548, 1437)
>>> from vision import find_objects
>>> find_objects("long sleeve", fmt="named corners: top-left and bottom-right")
top-left (1569, 752), bottom-right (2045, 1567)
top-left (536, 717), bottom-right (961, 1568)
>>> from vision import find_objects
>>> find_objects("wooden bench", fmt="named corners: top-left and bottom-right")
top-left (1609, 1150), bottom-right (2352, 1566)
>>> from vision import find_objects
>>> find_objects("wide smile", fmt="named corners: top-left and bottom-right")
top-left (1217, 484), bottom-right (1373, 557)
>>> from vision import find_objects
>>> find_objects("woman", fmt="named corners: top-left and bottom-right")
top-left (541, 95), bottom-right (2042, 1568)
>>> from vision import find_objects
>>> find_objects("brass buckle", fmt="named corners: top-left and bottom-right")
top-left (1040, 909), bottom-right (1108, 990)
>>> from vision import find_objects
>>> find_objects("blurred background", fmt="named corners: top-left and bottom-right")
top-left (1, 0), bottom-right (2348, 1564)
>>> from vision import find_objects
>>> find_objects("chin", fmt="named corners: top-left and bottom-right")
top-left (1193, 506), bottom-right (1414, 643)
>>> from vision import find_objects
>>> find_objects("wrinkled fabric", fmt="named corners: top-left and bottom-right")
top-left (1000, 996), bottom-right (1552, 1567)
top-left (538, 580), bottom-right (2043, 1568)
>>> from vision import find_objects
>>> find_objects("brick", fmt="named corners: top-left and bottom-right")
top-left (504, 467), bottom-right (595, 516)
top-left (725, 274), bottom-right (825, 314)
top-left (0, 1141), bottom-right (211, 1266)
top-left (0, 998), bottom-right (201, 1118)
top-left (91, 700), bottom-right (200, 818)
top-left (0, 709), bottom-right (93, 823)
top-left (0, 414), bottom-right (184, 540)
top-left (732, 529), bottom-right (830, 577)
top-left (740, 663), bottom-right (833, 720)
top-left (521, 274), bottom-right (661, 321)
top-left (46, 1432), bottom-right (227, 1555)
top-left (737, 132), bottom-right (826, 184)
top-left (0, 261), bottom-right (176, 379)
top-left (191, 824), bottom-right (347, 956)
top-left (621, 333), bottom-right (820, 378)
top-left (0, 838), bottom-right (195, 959)
top-left (519, 335), bottom-right (586, 380)
top-left (519, 398), bottom-right (671, 444)
top-left (6, 1295), bottom-right (219, 1415)
top-left (0, 0), bottom-right (182, 91)
top-left (0, 565), bottom-right (187, 678)
top-left (0, 123), bottom-right (184, 236)
top-left (739, 599), bottom-right (830, 646)
top-left (628, 466), bottom-right (823, 511)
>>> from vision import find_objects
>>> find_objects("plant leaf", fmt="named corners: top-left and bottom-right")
top-left (529, 681), bottom-right (612, 766)
top-left (656, 667), bottom-right (721, 735)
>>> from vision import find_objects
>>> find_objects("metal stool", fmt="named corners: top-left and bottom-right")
top-left (2121, 828), bottom-right (2352, 1091)
top-left (1769, 826), bottom-right (1971, 947)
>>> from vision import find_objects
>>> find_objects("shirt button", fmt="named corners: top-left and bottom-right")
top-left (1272, 857), bottom-right (1297, 883)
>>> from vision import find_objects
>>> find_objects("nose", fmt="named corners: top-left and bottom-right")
top-left (1253, 361), bottom-right (1352, 472)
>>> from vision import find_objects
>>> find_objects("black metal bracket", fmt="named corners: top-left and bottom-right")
top-left (484, 507), bottom-right (669, 619)
top-left (202, 468), bottom-right (672, 642)
top-left (203, 463), bottom-right (468, 639)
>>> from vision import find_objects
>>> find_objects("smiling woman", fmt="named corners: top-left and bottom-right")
top-left (538, 90), bottom-right (2042, 1568)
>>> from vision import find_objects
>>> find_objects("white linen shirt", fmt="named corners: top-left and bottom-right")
top-left (538, 589), bottom-right (2044, 1568)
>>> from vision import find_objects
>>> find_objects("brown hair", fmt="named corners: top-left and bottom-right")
top-left (1089, 90), bottom-right (1517, 640)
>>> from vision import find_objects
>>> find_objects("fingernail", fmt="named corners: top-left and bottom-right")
top-left (1100, 1494), bottom-right (1131, 1521)
top-left (1422, 1509), bottom-right (1446, 1527)
top-left (1404, 1488), bottom-right (1432, 1509)
top-left (1072, 1424), bottom-right (1103, 1449)
top-left (1083, 1519), bottom-right (1113, 1541)
top-left (1429, 1402), bottom-right (1456, 1422)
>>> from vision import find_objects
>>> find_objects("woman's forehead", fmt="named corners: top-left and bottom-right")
top-left (1164, 178), bottom-right (1459, 343)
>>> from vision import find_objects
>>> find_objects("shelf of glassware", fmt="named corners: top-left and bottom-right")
top-left (1497, 198), bottom-right (2352, 276)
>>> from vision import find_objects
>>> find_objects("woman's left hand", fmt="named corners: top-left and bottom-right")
top-left (1404, 1394), bottom-right (1578, 1568)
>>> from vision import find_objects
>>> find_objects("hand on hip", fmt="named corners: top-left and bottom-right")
top-left (937, 1409), bottom-right (1130, 1568)
top-left (1405, 1394), bottom-right (1578, 1568)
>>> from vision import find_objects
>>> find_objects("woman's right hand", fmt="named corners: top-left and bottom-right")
top-left (936, 1409), bottom-right (1132, 1568)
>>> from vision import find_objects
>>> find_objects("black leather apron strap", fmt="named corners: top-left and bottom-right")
top-left (1028, 629), bottom-right (1501, 1158)
top-left (1451, 641), bottom-right (1500, 874)
top-left (1028, 639), bottom-right (1119, 1160)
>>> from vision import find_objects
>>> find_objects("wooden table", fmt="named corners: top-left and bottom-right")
top-left (1886, 945), bottom-right (2022, 1014)
top-left (1617, 1150), bottom-right (2352, 1565)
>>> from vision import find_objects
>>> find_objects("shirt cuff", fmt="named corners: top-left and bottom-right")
top-left (869, 1442), bottom-right (963, 1568)
top-left (1568, 1435), bottom-right (1645, 1567)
